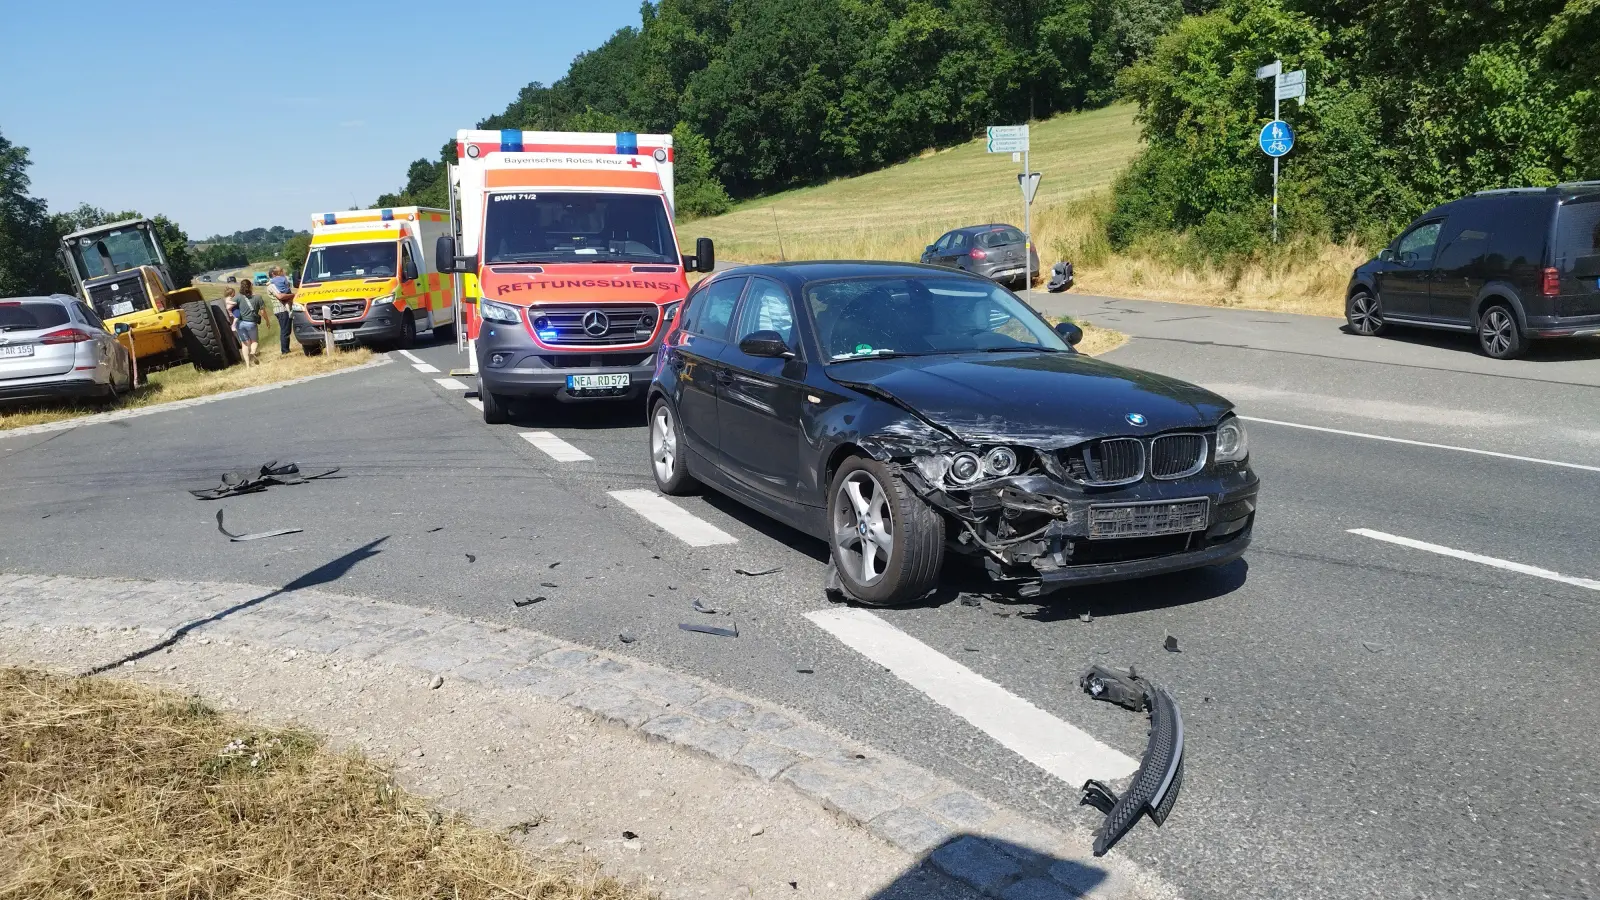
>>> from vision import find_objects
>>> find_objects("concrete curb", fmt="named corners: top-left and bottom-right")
top-left (0, 572), bottom-right (1167, 900)
top-left (0, 357), bottom-right (391, 441)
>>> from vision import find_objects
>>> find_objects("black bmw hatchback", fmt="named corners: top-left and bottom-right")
top-left (647, 262), bottom-right (1259, 606)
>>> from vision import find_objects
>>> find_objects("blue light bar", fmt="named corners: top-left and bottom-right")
top-left (537, 329), bottom-right (559, 342)
top-left (323, 213), bottom-right (337, 225)
top-left (616, 132), bottom-right (639, 155)
top-left (500, 129), bottom-right (523, 153)
top-left (381, 208), bottom-right (394, 221)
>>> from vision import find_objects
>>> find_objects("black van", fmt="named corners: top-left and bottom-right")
top-left (1345, 184), bottom-right (1600, 358)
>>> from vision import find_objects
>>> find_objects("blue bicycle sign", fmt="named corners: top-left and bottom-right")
top-left (1259, 120), bottom-right (1295, 158)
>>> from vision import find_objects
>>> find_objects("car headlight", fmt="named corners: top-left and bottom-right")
top-left (983, 446), bottom-right (1018, 477)
top-left (1215, 416), bottom-right (1249, 463)
top-left (662, 300), bottom-right (682, 325)
top-left (370, 292), bottom-right (396, 306)
top-left (480, 299), bottom-right (522, 325)
top-left (948, 452), bottom-right (983, 485)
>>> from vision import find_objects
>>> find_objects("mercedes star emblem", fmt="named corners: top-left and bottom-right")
top-left (582, 310), bottom-right (610, 336)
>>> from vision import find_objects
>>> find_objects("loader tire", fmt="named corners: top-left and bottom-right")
top-left (181, 300), bottom-right (231, 371)
top-left (211, 303), bottom-right (242, 366)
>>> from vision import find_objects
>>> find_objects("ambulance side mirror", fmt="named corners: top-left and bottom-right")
top-left (436, 236), bottom-right (456, 273)
top-left (693, 237), bottom-right (715, 273)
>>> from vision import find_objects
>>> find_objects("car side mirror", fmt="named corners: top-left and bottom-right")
top-left (692, 237), bottom-right (716, 273)
top-left (1054, 321), bottom-right (1084, 345)
top-left (1377, 248), bottom-right (1394, 263)
top-left (402, 259), bottom-right (418, 282)
top-left (739, 330), bottom-right (793, 358)
top-left (436, 235), bottom-right (456, 273)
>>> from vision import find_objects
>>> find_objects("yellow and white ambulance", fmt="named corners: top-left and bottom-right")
top-left (292, 207), bottom-right (456, 351)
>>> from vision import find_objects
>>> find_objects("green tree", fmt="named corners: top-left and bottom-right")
top-left (282, 233), bottom-right (311, 280)
top-left (0, 129), bottom-right (68, 296)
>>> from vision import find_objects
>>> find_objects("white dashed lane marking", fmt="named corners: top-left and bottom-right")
top-left (519, 431), bottom-right (593, 462)
top-left (396, 349), bottom-right (425, 364)
top-left (1242, 416), bottom-right (1600, 474)
top-left (1350, 528), bottom-right (1600, 591)
top-left (433, 377), bottom-right (470, 390)
top-left (806, 608), bottom-right (1139, 786)
top-left (464, 398), bottom-right (484, 411)
top-left (412, 363), bottom-right (440, 373)
top-left (607, 489), bottom-right (738, 547)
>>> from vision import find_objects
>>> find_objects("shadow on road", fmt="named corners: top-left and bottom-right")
top-left (78, 537), bottom-right (389, 677)
top-left (504, 397), bottom-right (647, 430)
top-left (1340, 323), bottom-right (1600, 362)
top-left (865, 833), bottom-right (1109, 899)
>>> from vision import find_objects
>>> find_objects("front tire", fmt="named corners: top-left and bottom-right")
top-left (180, 300), bottom-right (230, 371)
top-left (396, 312), bottom-right (417, 350)
top-left (649, 398), bottom-right (698, 495)
top-left (1346, 290), bottom-right (1385, 336)
top-left (827, 456), bottom-right (943, 606)
top-left (1477, 303), bottom-right (1525, 359)
top-left (478, 374), bottom-right (509, 424)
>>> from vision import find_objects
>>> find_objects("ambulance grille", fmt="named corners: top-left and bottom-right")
top-left (532, 305), bottom-right (659, 346)
top-left (303, 300), bottom-right (367, 321)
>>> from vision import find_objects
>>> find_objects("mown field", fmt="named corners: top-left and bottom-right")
top-left (688, 104), bottom-right (1356, 317)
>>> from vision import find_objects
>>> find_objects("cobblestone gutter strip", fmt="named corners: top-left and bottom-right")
top-left (0, 572), bottom-right (1170, 900)
top-left (0, 357), bottom-right (391, 440)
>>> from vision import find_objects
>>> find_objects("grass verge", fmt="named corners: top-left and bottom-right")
top-left (0, 667), bottom-right (649, 900)
top-left (0, 314), bottom-right (374, 432)
top-left (1069, 320), bottom-right (1128, 357)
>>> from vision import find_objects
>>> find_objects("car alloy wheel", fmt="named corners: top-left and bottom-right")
top-left (833, 469), bottom-right (895, 587)
top-left (1478, 305), bottom-right (1521, 359)
top-left (651, 404), bottom-right (677, 484)
top-left (1348, 291), bottom-right (1384, 336)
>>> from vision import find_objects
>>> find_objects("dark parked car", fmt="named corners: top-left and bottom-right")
top-left (1346, 183), bottom-right (1600, 358)
top-left (647, 262), bottom-right (1258, 606)
top-left (920, 225), bottom-right (1040, 289)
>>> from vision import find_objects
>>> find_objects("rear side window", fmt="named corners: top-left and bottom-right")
top-left (681, 276), bottom-right (745, 342)
top-left (0, 302), bottom-right (71, 331)
top-left (976, 228), bottom-right (1024, 248)
top-left (1555, 200), bottom-right (1600, 278)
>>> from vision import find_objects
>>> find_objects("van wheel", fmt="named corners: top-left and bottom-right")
top-left (1477, 303), bottom-right (1525, 359)
top-left (1346, 290), bottom-right (1385, 336)
top-left (397, 313), bottom-right (417, 350)
top-left (478, 374), bottom-right (509, 424)
top-left (649, 398), bottom-right (697, 495)
top-left (827, 456), bottom-right (944, 606)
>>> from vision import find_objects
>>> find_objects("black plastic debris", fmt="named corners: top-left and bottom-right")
top-left (1077, 665), bottom-right (1184, 856)
top-left (465, 553), bottom-right (477, 563)
top-left (513, 596), bottom-right (545, 608)
top-left (621, 830), bottom-right (638, 840)
top-left (190, 461), bottom-right (341, 500)
top-left (1362, 641), bottom-right (1387, 653)
top-left (619, 632), bottom-right (638, 644)
top-left (959, 596), bottom-right (982, 608)
top-left (795, 662), bottom-right (815, 674)
top-left (691, 599), bottom-right (719, 615)
top-left (679, 622), bottom-right (738, 638)
top-left (215, 509), bottom-right (302, 542)
top-left (548, 561), bottom-right (561, 569)
top-left (427, 526), bottom-right (444, 533)
top-left (540, 582), bottom-right (557, 588)
top-left (1047, 260), bottom-right (1076, 293)
top-left (735, 566), bottom-right (783, 577)
top-left (1164, 634), bottom-right (1180, 652)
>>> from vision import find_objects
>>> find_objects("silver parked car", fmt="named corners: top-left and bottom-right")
top-left (0, 294), bottom-right (134, 405)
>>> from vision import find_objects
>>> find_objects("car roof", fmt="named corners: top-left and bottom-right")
top-left (1471, 182), bottom-right (1600, 201)
top-left (952, 224), bottom-right (1018, 234)
top-left (0, 294), bottom-right (77, 305)
top-left (713, 260), bottom-right (996, 287)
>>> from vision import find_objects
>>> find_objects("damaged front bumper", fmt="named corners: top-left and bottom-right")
top-left (1078, 665), bottom-right (1184, 855)
top-left (900, 463), bottom-right (1258, 592)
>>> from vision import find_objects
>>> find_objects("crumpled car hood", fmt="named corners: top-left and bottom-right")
top-left (830, 352), bottom-right (1233, 449)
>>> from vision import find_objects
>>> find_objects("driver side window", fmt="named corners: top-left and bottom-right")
top-left (1396, 221), bottom-right (1443, 266)
top-left (933, 232), bottom-right (954, 252)
top-left (734, 277), bottom-right (796, 349)
top-left (400, 243), bottom-right (417, 281)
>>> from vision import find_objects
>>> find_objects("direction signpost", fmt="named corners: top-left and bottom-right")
top-left (988, 125), bottom-right (1038, 288)
top-left (1255, 60), bottom-right (1307, 242)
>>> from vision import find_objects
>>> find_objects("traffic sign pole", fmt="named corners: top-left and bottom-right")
top-left (1273, 89), bottom-right (1279, 243)
top-left (1023, 144), bottom-right (1031, 290)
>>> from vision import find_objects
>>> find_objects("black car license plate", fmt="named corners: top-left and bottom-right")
top-left (1088, 499), bottom-right (1210, 539)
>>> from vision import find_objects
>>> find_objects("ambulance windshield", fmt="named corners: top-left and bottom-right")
top-left (300, 241), bottom-right (398, 285)
top-left (484, 192), bottom-right (676, 266)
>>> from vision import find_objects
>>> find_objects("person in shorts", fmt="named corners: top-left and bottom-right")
top-left (266, 265), bottom-right (295, 354)
top-left (235, 279), bottom-right (265, 365)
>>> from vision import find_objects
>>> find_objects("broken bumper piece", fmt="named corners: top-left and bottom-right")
top-left (1077, 665), bottom-right (1184, 856)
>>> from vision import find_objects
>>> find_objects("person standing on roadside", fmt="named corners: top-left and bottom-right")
top-left (235, 279), bottom-right (265, 366)
top-left (266, 265), bottom-right (295, 355)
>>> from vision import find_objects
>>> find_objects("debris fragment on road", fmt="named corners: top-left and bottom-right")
top-left (679, 622), bottom-right (739, 638)
top-left (465, 553), bottom-right (477, 563)
top-left (619, 632), bottom-right (638, 644)
top-left (735, 566), bottom-right (783, 577)
top-left (1080, 610), bottom-right (1094, 623)
top-left (1077, 664), bottom-right (1185, 856)
top-left (1164, 633), bottom-right (1180, 652)
top-left (190, 461), bottom-right (341, 500)
top-left (795, 662), bottom-right (815, 674)
top-left (691, 599), bottom-right (719, 615)
top-left (1362, 641), bottom-right (1387, 653)
top-left (430, 674), bottom-right (444, 690)
top-left (959, 596), bottom-right (982, 608)
top-left (512, 596), bottom-right (545, 608)
top-left (215, 509), bottom-right (302, 542)
top-left (548, 561), bottom-right (561, 569)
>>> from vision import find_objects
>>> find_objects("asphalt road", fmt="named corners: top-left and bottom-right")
top-left (2, 298), bottom-right (1596, 900)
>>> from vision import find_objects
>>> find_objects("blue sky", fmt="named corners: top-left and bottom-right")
top-left (0, 0), bottom-right (642, 238)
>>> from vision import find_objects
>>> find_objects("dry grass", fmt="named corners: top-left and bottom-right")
top-left (1072, 321), bottom-right (1127, 356)
top-left (0, 315), bottom-right (374, 432)
top-left (688, 103), bottom-right (1357, 318)
top-left (194, 261), bottom-right (290, 299)
top-left (0, 668), bottom-right (651, 900)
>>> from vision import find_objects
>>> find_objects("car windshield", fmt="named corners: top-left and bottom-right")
top-left (975, 228), bottom-right (1024, 248)
top-left (66, 225), bottom-right (162, 282)
top-left (483, 191), bottom-right (677, 265)
top-left (0, 301), bottom-right (71, 332)
top-left (300, 242), bottom-right (397, 285)
top-left (806, 276), bottom-right (1069, 361)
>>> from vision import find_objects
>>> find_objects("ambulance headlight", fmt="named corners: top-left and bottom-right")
top-left (480, 299), bottom-right (522, 325)
top-left (370, 292), bottom-right (396, 306)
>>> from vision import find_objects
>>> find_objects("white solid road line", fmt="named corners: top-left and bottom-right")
top-left (607, 489), bottom-right (737, 547)
top-left (1241, 416), bottom-right (1600, 474)
top-left (433, 377), bottom-right (470, 390)
top-left (1350, 528), bottom-right (1600, 591)
top-left (464, 397), bottom-right (484, 411)
top-left (519, 431), bottom-right (593, 462)
top-left (396, 349), bottom-right (425, 364)
top-left (412, 362), bottom-right (440, 373)
top-left (805, 608), bottom-right (1139, 786)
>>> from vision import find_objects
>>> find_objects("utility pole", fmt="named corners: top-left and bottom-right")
top-left (1255, 61), bottom-right (1305, 243)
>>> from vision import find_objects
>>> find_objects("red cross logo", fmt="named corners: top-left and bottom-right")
top-left (626, 158), bottom-right (642, 168)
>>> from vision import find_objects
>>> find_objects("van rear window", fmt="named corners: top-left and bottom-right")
top-left (976, 228), bottom-right (1025, 248)
top-left (0, 302), bottom-right (71, 331)
top-left (1555, 201), bottom-right (1600, 276)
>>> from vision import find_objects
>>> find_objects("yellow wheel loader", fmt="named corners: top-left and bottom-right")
top-left (59, 219), bottom-right (241, 375)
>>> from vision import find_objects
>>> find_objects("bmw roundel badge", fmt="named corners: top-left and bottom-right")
top-left (1126, 413), bottom-right (1148, 426)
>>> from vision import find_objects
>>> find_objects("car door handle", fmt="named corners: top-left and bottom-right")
top-left (715, 370), bottom-right (734, 386)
